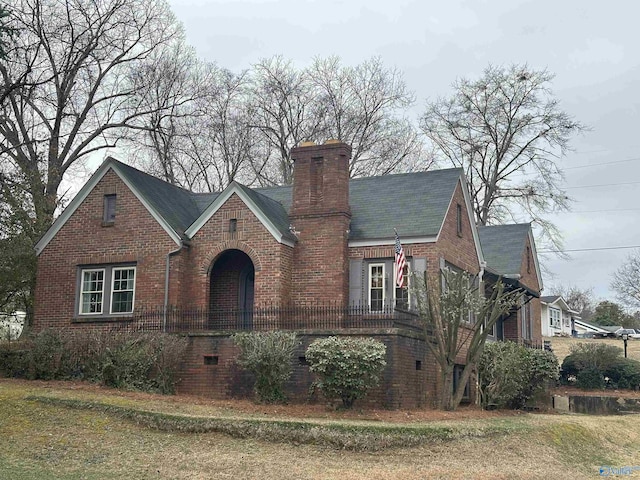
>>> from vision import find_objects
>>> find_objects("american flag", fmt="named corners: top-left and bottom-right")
top-left (395, 231), bottom-right (406, 288)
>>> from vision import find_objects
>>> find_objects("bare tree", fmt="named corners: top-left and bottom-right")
top-left (549, 284), bottom-right (595, 320)
top-left (248, 56), bottom-right (325, 185)
top-left (415, 269), bottom-right (523, 410)
top-left (133, 66), bottom-right (260, 193)
top-left (611, 250), bottom-right (640, 309)
top-left (0, 5), bottom-right (12, 59)
top-left (248, 56), bottom-right (426, 185)
top-left (420, 64), bottom-right (585, 252)
top-left (0, 0), bottom-right (187, 322)
top-left (309, 56), bottom-right (425, 177)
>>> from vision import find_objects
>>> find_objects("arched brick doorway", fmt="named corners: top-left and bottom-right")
top-left (209, 249), bottom-right (254, 328)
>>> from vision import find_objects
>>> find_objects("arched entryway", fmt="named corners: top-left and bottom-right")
top-left (209, 249), bottom-right (255, 328)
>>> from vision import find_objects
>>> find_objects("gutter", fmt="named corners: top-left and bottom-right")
top-left (164, 240), bottom-right (190, 332)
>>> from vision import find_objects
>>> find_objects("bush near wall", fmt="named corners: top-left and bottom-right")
top-left (561, 342), bottom-right (640, 390)
top-left (305, 336), bottom-right (387, 409)
top-left (232, 331), bottom-right (299, 404)
top-left (0, 329), bottom-right (188, 394)
top-left (479, 342), bottom-right (559, 409)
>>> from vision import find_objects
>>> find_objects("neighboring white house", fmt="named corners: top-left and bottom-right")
top-left (541, 296), bottom-right (578, 337)
top-left (0, 311), bottom-right (26, 340)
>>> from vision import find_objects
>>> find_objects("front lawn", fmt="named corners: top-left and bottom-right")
top-left (1, 379), bottom-right (640, 479)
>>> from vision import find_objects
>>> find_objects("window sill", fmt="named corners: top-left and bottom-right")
top-left (102, 221), bottom-right (115, 227)
top-left (72, 315), bottom-right (133, 324)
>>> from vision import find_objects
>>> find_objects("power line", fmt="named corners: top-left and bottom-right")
top-left (563, 156), bottom-right (640, 170)
top-left (563, 208), bottom-right (640, 214)
top-left (539, 245), bottom-right (640, 254)
top-left (565, 181), bottom-right (640, 189)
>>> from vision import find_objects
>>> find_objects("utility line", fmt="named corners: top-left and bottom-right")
top-left (562, 156), bottom-right (640, 170)
top-left (565, 181), bottom-right (640, 189)
top-left (539, 245), bottom-right (640, 253)
top-left (563, 208), bottom-right (640, 214)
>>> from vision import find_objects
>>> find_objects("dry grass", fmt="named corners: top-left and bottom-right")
top-left (2, 379), bottom-right (640, 479)
top-left (546, 336), bottom-right (640, 364)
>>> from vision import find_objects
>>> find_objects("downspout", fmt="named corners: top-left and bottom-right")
top-left (164, 240), bottom-right (189, 332)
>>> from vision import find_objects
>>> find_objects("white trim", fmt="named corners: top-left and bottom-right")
top-left (79, 268), bottom-right (106, 315)
top-left (185, 182), bottom-right (295, 247)
top-left (368, 263), bottom-right (385, 312)
top-left (348, 236), bottom-right (437, 248)
top-left (35, 158), bottom-right (182, 256)
top-left (109, 266), bottom-right (136, 315)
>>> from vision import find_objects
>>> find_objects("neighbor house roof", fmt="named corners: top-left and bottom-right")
top-left (35, 158), bottom-right (481, 257)
top-left (540, 295), bottom-right (578, 314)
top-left (574, 319), bottom-right (608, 333)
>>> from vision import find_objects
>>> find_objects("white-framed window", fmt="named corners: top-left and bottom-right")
top-left (78, 265), bottom-right (136, 316)
top-left (80, 269), bottom-right (105, 314)
top-left (110, 267), bottom-right (136, 314)
top-left (563, 312), bottom-right (570, 327)
top-left (368, 263), bottom-right (385, 312)
top-left (549, 307), bottom-right (561, 328)
top-left (394, 263), bottom-right (410, 310)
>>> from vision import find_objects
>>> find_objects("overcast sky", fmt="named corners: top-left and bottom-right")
top-left (159, 0), bottom-right (640, 303)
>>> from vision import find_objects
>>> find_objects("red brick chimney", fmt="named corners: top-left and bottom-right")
top-left (289, 140), bottom-right (351, 306)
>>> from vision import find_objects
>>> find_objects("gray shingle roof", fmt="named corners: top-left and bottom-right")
top-left (113, 159), bottom-right (463, 243)
top-left (113, 160), bottom-right (201, 239)
top-left (478, 223), bottom-right (531, 276)
top-left (233, 183), bottom-right (297, 243)
top-left (256, 168), bottom-right (463, 241)
top-left (540, 295), bottom-right (561, 304)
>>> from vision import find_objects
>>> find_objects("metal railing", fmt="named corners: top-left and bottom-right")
top-left (118, 304), bottom-right (423, 333)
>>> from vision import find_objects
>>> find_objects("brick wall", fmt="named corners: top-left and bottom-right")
top-left (179, 329), bottom-right (431, 409)
top-left (34, 169), bottom-right (179, 330)
top-left (184, 193), bottom-right (293, 309)
top-left (289, 142), bottom-right (351, 305)
top-left (519, 234), bottom-right (542, 343)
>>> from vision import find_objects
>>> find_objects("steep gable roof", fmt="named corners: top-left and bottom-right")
top-left (478, 223), bottom-right (543, 290)
top-left (36, 159), bottom-right (481, 257)
top-left (184, 182), bottom-right (297, 246)
top-left (112, 160), bottom-right (202, 238)
top-left (540, 295), bottom-right (578, 314)
top-left (35, 158), bottom-right (197, 255)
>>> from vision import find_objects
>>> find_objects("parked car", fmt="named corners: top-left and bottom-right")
top-left (616, 328), bottom-right (640, 339)
top-left (593, 331), bottom-right (617, 339)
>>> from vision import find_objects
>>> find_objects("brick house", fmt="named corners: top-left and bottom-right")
top-left (34, 140), bottom-right (542, 408)
top-left (478, 224), bottom-right (543, 345)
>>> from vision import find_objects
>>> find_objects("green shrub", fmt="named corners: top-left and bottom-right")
top-left (576, 366), bottom-right (605, 389)
top-left (101, 334), bottom-right (156, 390)
top-left (232, 331), bottom-right (299, 404)
top-left (479, 341), bottom-right (559, 409)
top-left (0, 329), bottom-right (187, 394)
top-left (305, 336), bottom-right (387, 408)
top-left (0, 343), bottom-right (29, 377)
top-left (567, 343), bottom-right (622, 371)
top-left (603, 358), bottom-right (640, 390)
top-left (28, 330), bottom-right (66, 380)
top-left (560, 354), bottom-right (579, 382)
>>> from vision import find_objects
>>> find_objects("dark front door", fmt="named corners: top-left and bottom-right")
top-left (239, 264), bottom-right (255, 328)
